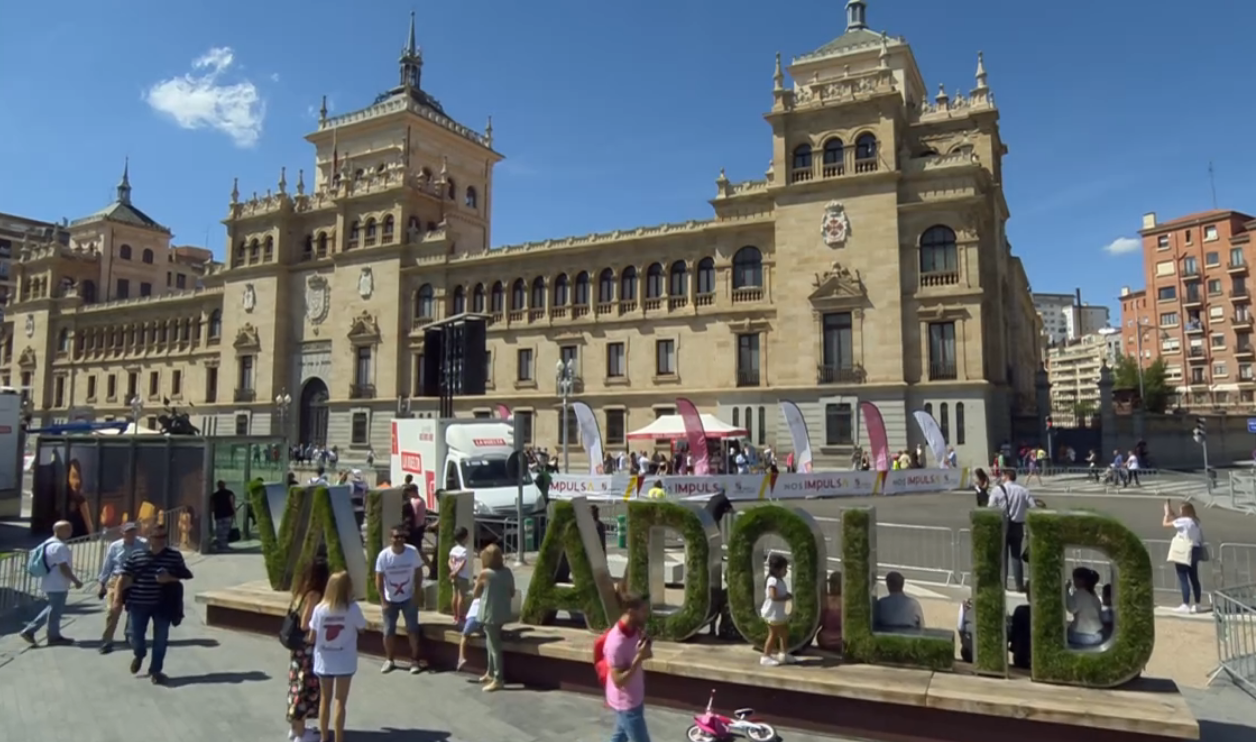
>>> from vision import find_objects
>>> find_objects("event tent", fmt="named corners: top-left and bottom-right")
top-left (626, 413), bottom-right (747, 441)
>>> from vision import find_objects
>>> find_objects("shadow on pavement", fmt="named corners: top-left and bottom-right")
top-left (1202, 719), bottom-right (1256, 742)
top-left (162, 669), bottom-right (269, 688)
top-left (349, 729), bottom-right (452, 742)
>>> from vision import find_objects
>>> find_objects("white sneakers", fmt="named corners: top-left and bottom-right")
top-left (381, 659), bottom-right (396, 673)
top-left (759, 654), bottom-right (797, 666)
top-left (1174, 604), bottom-right (1201, 614)
top-left (759, 656), bottom-right (779, 666)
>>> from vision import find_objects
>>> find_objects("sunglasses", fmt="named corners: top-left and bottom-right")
top-left (391, 533), bottom-right (406, 540)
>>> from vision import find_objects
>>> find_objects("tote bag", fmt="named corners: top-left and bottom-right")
top-left (1166, 534), bottom-right (1193, 566)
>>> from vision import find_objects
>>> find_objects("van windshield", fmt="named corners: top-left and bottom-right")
top-left (460, 457), bottom-right (532, 489)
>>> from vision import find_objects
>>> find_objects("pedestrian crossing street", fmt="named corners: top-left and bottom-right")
top-left (1031, 473), bottom-right (1209, 498)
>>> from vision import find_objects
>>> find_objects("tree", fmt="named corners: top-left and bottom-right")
top-left (1111, 354), bottom-right (1170, 413)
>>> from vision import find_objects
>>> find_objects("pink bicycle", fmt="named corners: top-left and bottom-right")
top-left (686, 690), bottom-right (778, 742)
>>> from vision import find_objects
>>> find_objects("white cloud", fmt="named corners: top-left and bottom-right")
top-left (270, 72), bottom-right (280, 83)
top-left (144, 47), bottom-right (265, 148)
top-left (1103, 236), bottom-right (1141, 255)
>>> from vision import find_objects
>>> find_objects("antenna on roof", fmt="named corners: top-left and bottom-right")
top-left (1208, 161), bottom-right (1217, 209)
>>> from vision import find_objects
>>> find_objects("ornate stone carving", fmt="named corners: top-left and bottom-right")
top-left (821, 201), bottom-right (851, 248)
top-left (305, 275), bottom-right (330, 325)
top-left (242, 283), bottom-right (256, 313)
top-left (347, 311), bottom-right (380, 341)
top-left (234, 323), bottom-right (261, 350)
top-left (809, 262), bottom-right (866, 312)
top-left (358, 267), bottom-right (374, 299)
top-left (23, 315), bottom-right (34, 339)
top-left (18, 347), bottom-right (37, 367)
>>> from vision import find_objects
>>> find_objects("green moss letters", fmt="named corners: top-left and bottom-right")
top-left (969, 509), bottom-right (1008, 676)
top-left (726, 504), bottom-right (825, 651)
top-left (249, 481), bottom-right (315, 591)
top-left (520, 498), bottom-right (616, 631)
top-left (1026, 510), bottom-right (1154, 687)
top-left (841, 508), bottom-right (955, 671)
top-left (625, 500), bottom-right (721, 641)
top-left (365, 489), bottom-right (385, 604)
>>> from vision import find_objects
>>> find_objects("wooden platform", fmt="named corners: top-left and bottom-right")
top-left (198, 581), bottom-right (1200, 742)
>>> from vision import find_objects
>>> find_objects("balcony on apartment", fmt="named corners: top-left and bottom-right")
top-left (1230, 286), bottom-right (1250, 301)
top-left (1236, 343), bottom-right (1256, 359)
top-left (818, 363), bottom-right (867, 385)
top-left (1182, 289), bottom-right (1203, 308)
top-left (736, 367), bottom-right (761, 388)
top-left (928, 361), bottom-right (958, 381)
top-left (1229, 257), bottom-right (1249, 275)
top-left (1184, 320), bottom-right (1205, 335)
top-left (1234, 313), bottom-right (1254, 331)
top-left (1187, 347), bottom-right (1208, 363)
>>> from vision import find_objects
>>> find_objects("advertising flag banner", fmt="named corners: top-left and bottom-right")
top-left (675, 398), bottom-right (710, 475)
top-left (571, 401), bottom-right (605, 474)
top-left (912, 410), bottom-right (948, 466)
top-left (779, 400), bottom-right (814, 473)
top-left (860, 402), bottom-right (891, 472)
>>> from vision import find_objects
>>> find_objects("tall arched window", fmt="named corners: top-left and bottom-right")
top-left (465, 187), bottom-right (478, 209)
top-left (792, 144), bottom-right (812, 170)
top-left (349, 221), bottom-right (360, 247)
top-left (553, 274), bottom-right (569, 306)
top-left (955, 403), bottom-right (966, 445)
top-left (208, 310), bottom-right (222, 339)
top-left (920, 225), bottom-right (958, 274)
top-left (249, 239), bottom-right (260, 262)
top-left (452, 285), bottom-right (466, 315)
top-left (383, 215), bottom-right (395, 241)
top-left (316, 233), bottom-right (329, 257)
top-left (472, 283), bottom-right (486, 313)
top-left (645, 263), bottom-right (664, 299)
top-left (940, 403), bottom-right (950, 441)
top-left (696, 257), bottom-right (715, 294)
top-left (574, 272), bottom-right (590, 305)
top-left (732, 407), bottom-right (739, 427)
top-left (598, 269), bottom-right (615, 303)
top-left (620, 266), bottom-right (638, 301)
top-left (510, 279), bottom-right (526, 311)
top-left (81, 280), bottom-right (97, 304)
top-left (56, 329), bottom-right (69, 353)
top-left (924, 402), bottom-right (933, 417)
top-left (855, 133), bottom-right (877, 161)
top-left (668, 261), bottom-right (688, 297)
top-left (120, 244), bottom-right (133, 260)
top-left (531, 277), bottom-right (546, 308)
top-left (758, 406), bottom-right (766, 446)
top-left (490, 281), bottom-right (504, 312)
top-left (447, 178), bottom-right (457, 200)
top-left (823, 138), bottom-right (844, 171)
top-left (365, 219), bottom-right (377, 243)
top-left (263, 236), bottom-right (274, 261)
top-left (415, 284), bottom-right (435, 320)
top-left (732, 246), bottom-right (763, 288)
top-left (141, 248), bottom-right (154, 264)
top-left (303, 235), bottom-right (314, 260)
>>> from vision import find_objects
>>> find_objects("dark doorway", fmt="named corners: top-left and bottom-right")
top-left (298, 378), bottom-right (329, 447)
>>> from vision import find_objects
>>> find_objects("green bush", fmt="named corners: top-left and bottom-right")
top-left (248, 481), bottom-right (309, 591)
top-left (841, 508), bottom-right (954, 671)
top-left (726, 504), bottom-right (822, 650)
top-left (625, 500), bottom-right (715, 641)
top-left (436, 492), bottom-right (459, 614)
top-left (520, 500), bottom-right (611, 631)
top-left (969, 509), bottom-right (1007, 676)
top-left (364, 490), bottom-right (385, 604)
top-left (1027, 510), bottom-right (1154, 687)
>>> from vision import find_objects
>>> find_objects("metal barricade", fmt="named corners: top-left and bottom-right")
top-left (1219, 543), bottom-right (1256, 588)
top-left (875, 523), bottom-right (958, 585)
top-left (1210, 583), bottom-right (1256, 698)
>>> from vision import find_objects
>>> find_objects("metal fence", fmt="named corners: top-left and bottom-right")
top-left (1211, 583), bottom-right (1256, 698)
top-left (0, 506), bottom-right (189, 620)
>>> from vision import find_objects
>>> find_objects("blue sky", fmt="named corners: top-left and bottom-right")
top-left (1, 0), bottom-right (1250, 317)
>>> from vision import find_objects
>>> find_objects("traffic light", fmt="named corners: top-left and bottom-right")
top-left (1192, 417), bottom-right (1206, 444)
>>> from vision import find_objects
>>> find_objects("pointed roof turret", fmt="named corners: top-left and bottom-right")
top-left (117, 158), bottom-right (132, 205)
top-left (405, 10), bottom-right (417, 57)
top-left (72, 159), bottom-right (167, 233)
top-left (845, 0), bottom-right (868, 31)
top-left (398, 11), bottom-right (423, 91)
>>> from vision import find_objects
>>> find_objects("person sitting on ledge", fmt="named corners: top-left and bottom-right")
top-left (815, 571), bottom-right (843, 653)
top-left (875, 571), bottom-right (923, 630)
top-left (1066, 567), bottom-right (1105, 647)
top-left (1009, 585), bottom-right (1032, 670)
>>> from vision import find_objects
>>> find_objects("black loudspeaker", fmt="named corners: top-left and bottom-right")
top-left (458, 319), bottom-right (488, 396)
top-left (421, 329), bottom-right (443, 397)
top-left (420, 319), bottom-right (487, 397)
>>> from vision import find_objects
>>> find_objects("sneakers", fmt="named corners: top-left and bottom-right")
top-left (46, 636), bottom-right (74, 647)
top-left (99, 642), bottom-right (114, 655)
top-left (1174, 604), bottom-right (1191, 613)
top-left (777, 653), bottom-right (797, 664)
top-left (18, 631), bottom-right (35, 646)
top-left (409, 664), bottom-right (422, 675)
top-left (130, 657), bottom-right (144, 674)
top-left (482, 680), bottom-right (503, 693)
top-left (478, 673), bottom-right (491, 683)
top-left (1190, 604), bottom-right (1200, 614)
top-left (759, 656), bottom-right (780, 666)
top-left (150, 672), bottom-right (167, 685)
top-left (381, 660), bottom-right (397, 673)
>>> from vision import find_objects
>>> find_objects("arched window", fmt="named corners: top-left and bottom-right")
top-left (349, 221), bottom-right (360, 247)
top-left (511, 279), bottom-right (526, 311)
top-left (472, 283), bottom-right (486, 313)
top-left (447, 178), bottom-right (457, 200)
top-left (56, 329), bottom-right (68, 353)
top-left (598, 269), bottom-right (615, 303)
top-left (263, 236), bottom-right (274, 261)
top-left (531, 277), bottom-right (545, 308)
top-left (303, 235), bottom-right (314, 260)
top-left (919, 225), bottom-right (958, 274)
top-left (823, 138), bottom-right (844, 166)
top-left (645, 263), bottom-right (664, 299)
top-left (233, 241), bottom-right (245, 265)
top-left (732, 407), bottom-right (739, 427)
top-left (620, 266), bottom-right (638, 301)
top-left (696, 257), bottom-right (716, 294)
top-left (924, 402), bottom-right (933, 417)
top-left (249, 239), bottom-right (260, 262)
top-left (383, 215), bottom-right (395, 241)
top-left (732, 246), bottom-right (763, 289)
top-left (490, 281), bottom-right (504, 312)
top-left (574, 272), bottom-right (590, 305)
top-left (465, 186), bottom-right (478, 209)
top-left (955, 403), bottom-right (966, 445)
top-left (758, 406), bottom-right (766, 447)
top-left (553, 274), bottom-right (569, 306)
top-left (208, 310), bottom-right (222, 339)
top-left (120, 244), bottom-right (132, 260)
top-left (668, 261), bottom-right (688, 297)
top-left (365, 219), bottom-right (377, 243)
top-left (792, 144), bottom-right (812, 170)
top-left (81, 280), bottom-right (97, 304)
top-left (141, 248), bottom-right (154, 264)
top-left (855, 133), bottom-right (877, 161)
top-left (940, 403), bottom-right (950, 441)
top-left (415, 284), bottom-right (435, 320)
top-left (316, 233), bottom-right (329, 257)
top-left (452, 286), bottom-right (466, 315)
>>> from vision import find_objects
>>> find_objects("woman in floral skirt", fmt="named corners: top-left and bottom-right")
top-left (288, 559), bottom-right (330, 741)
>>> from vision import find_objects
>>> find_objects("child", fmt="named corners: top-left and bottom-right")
top-left (308, 571), bottom-right (366, 742)
top-left (448, 526), bottom-right (472, 624)
top-left (456, 595), bottom-right (483, 672)
top-left (760, 554), bottom-right (794, 666)
top-left (816, 571), bottom-right (843, 653)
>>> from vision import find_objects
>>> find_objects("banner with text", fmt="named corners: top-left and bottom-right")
top-left (771, 470), bottom-right (883, 498)
top-left (547, 473), bottom-right (639, 500)
top-left (882, 467), bottom-right (970, 495)
top-left (664, 474), bottom-right (771, 501)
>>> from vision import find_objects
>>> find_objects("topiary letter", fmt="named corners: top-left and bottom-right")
top-left (1027, 510), bottom-right (1154, 687)
top-left (969, 508), bottom-right (1008, 676)
top-left (841, 507), bottom-right (955, 671)
top-left (436, 491), bottom-right (474, 614)
top-left (364, 487), bottom-right (406, 604)
top-left (248, 481), bottom-right (311, 591)
top-left (625, 500), bottom-right (722, 641)
top-left (520, 497), bottom-right (617, 632)
top-left (726, 504), bottom-right (825, 652)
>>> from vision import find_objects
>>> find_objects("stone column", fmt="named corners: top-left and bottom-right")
top-left (1099, 362), bottom-right (1116, 456)
top-left (1034, 362), bottom-right (1051, 437)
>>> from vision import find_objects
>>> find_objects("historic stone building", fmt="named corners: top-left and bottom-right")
top-left (6, 2), bottom-right (1040, 468)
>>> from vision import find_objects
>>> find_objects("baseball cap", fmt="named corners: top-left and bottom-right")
top-left (121, 522), bottom-right (138, 533)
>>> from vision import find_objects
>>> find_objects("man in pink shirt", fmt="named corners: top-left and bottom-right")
top-left (603, 591), bottom-right (654, 742)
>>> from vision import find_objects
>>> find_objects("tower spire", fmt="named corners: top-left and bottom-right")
top-left (399, 11), bottom-right (422, 89)
top-left (406, 10), bottom-right (417, 56)
top-left (116, 157), bottom-right (132, 205)
top-left (845, 0), bottom-right (868, 31)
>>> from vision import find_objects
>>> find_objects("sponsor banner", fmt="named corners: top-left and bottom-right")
top-left (662, 474), bottom-right (769, 501)
top-left (883, 467), bottom-right (970, 495)
top-left (771, 470), bottom-right (882, 498)
top-left (675, 397), bottom-right (711, 475)
top-left (779, 401), bottom-right (814, 473)
top-left (548, 474), bottom-right (638, 500)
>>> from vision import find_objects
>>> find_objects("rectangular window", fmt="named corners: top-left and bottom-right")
top-left (1185, 229), bottom-right (1193, 244)
top-left (1191, 367), bottom-right (1205, 384)
top-left (1161, 338), bottom-right (1181, 352)
top-left (166, 272), bottom-right (172, 287)
top-left (485, 351), bottom-right (493, 385)
top-left (354, 346), bottom-right (372, 387)
top-left (176, 274), bottom-right (187, 289)
top-left (1206, 251), bottom-right (1221, 266)
top-left (54, 377), bottom-right (65, 407)
top-left (116, 279), bottom-right (130, 299)
top-left (139, 282), bottom-right (153, 297)
top-left (235, 414), bottom-right (249, 435)
top-left (824, 403), bottom-right (854, 445)
top-left (148, 371), bottom-right (159, 396)
top-left (515, 410), bottom-right (534, 445)
top-left (238, 356), bottom-right (254, 390)
top-left (171, 369), bottom-right (182, 396)
top-left (1241, 364), bottom-right (1254, 381)
top-left (126, 372), bottom-right (138, 398)
top-left (1155, 261), bottom-right (1176, 277)
top-left (927, 322), bottom-right (957, 380)
top-left (560, 345), bottom-right (579, 374)
top-left (517, 348), bottom-right (534, 381)
top-left (606, 342), bottom-right (626, 378)
top-left (1208, 279), bottom-right (1222, 296)
top-left (737, 334), bottom-right (760, 386)
top-left (1157, 286), bottom-right (1177, 301)
top-left (1211, 334), bottom-right (1227, 349)
top-left (1183, 257), bottom-right (1199, 276)
top-left (206, 366), bottom-right (218, 402)
top-left (1157, 235), bottom-right (1170, 249)
top-left (1231, 248), bottom-right (1246, 267)
top-left (86, 375), bottom-right (97, 400)
top-left (821, 313), bottom-right (854, 377)
top-left (413, 354), bottom-right (424, 396)
top-left (1214, 362), bottom-right (1228, 377)
top-left (1159, 312), bottom-right (1179, 326)
top-left (1205, 225), bottom-right (1219, 242)
top-left (606, 409), bottom-right (626, 446)
top-left (351, 411), bottom-right (369, 445)
top-left (655, 339), bottom-right (676, 376)
top-left (107, 374), bottom-right (117, 400)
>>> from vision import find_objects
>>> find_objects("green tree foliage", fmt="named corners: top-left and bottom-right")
top-left (1112, 354), bottom-right (1170, 412)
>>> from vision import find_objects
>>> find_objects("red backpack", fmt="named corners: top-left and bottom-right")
top-left (593, 627), bottom-right (611, 685)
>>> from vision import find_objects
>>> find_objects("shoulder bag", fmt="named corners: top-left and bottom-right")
top-left (1166, 533), bottom-right (1193, 566)
top-left (279, 595), bottom-right (308, 651)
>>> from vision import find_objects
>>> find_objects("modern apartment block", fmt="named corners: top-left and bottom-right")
top-left (1119, 209), bottom-right (1256, 409)
top-left (1034, 290), bottom-right (1110, 347)
top-left (1046, 331), bottom-right (1121, 424)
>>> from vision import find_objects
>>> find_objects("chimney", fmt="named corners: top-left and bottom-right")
top-left (1074, 288), bottom-right (1082, 307)
top-left (1120, 286), bottom-right (1131, 297)
top-left (1142, 212), bottom-right (1157, 230)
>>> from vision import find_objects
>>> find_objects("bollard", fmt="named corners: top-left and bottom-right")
top-left (617, 514), bottom-right (627, 549)
top-left (523, 518), bottom-right (535, 552)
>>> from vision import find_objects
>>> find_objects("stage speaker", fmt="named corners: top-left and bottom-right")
top-left (458, 318), bottom-right (488, 396)
top-left (421, 329), bottom-right (443, 397)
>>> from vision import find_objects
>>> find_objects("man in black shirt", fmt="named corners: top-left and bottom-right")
top-left (116, 525), bottom-right (193, 684)
top-left (209, 481), bottom-right (236, 552)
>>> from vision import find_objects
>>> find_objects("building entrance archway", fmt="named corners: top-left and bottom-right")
top-left (299, 378), bottom-right (329, 447)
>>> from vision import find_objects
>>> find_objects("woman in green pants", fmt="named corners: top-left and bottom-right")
top-left (473, 543), bottom-right (516, 692)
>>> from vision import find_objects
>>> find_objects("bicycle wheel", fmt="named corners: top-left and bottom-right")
top-left (686, 724), bottom-right (717, 742)
top-left (746, 723), bottom-right (777, 742)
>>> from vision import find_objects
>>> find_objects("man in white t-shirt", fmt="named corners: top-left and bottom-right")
top-left (21, 520), bottom-right (83, 646)
top-left (375, 524), bottom-right (424, 674)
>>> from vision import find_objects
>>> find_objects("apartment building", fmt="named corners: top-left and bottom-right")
top-left (1120, 210), bottom-right (1256, 409)
top-left (1046, 332), bottom-right (1120, 424)
top-left (1034, 290), bottom-right (1111, 347)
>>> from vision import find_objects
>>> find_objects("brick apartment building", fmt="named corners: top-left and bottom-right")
top-left (1120, 210), bottom-right (1256, 410)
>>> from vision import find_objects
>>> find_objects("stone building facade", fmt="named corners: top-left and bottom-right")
top-left (5, 3), bottom-right (1040, 469)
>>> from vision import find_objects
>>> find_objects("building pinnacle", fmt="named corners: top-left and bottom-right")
top-left (278, 166), bottom-right (287, 195)
top-left (116, 157), bottom-right (133, 205)
top-left (230, 177), bottom-right (239, 204)
top-left (319, 95), bottom-right (328, 123)
top-left (974, 51), bottom-right (989, 91)
top-left (773, 52), bottom-right (784, 91)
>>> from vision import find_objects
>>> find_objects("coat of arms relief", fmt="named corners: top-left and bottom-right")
top-left (305, 275), bottom-right (331, 326)
top-left (821, 200), bottom-right (851, 247)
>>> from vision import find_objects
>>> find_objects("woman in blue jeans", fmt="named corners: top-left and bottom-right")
top-left (1164, 500), bottom-right (1205, 613)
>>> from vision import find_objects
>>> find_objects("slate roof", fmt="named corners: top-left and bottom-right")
top-left (807, 27), bottom-right (885, 57)
top-left (73, 200), bottom-right (170, 232)
top-left (373, 84), bottom-right (446, 116)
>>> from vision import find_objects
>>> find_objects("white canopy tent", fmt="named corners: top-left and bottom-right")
top-left (626, 413), bottom-right (746, 441)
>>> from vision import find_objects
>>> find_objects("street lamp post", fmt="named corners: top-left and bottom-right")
top-left (129, 396), bottom-right (142, 435)
top-left (555, 358), bottom-right (575, 474)
top-left (274, 392), bottom-right (292, 442)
